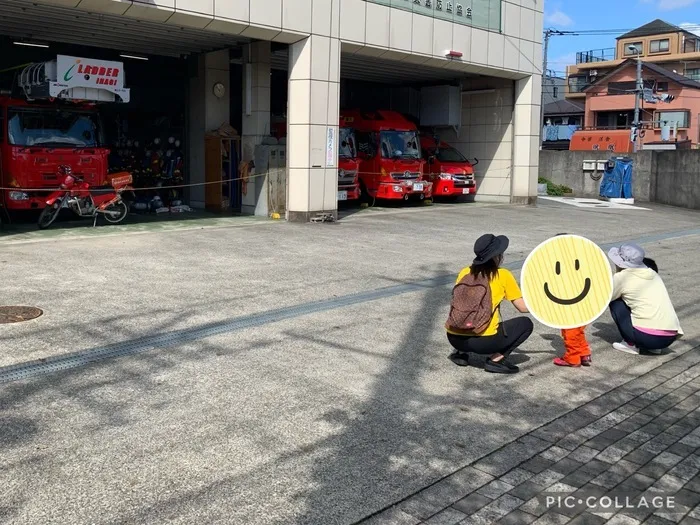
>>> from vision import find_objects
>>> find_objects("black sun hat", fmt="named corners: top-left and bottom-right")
top-left (472, 234), bottom-right (509, 266)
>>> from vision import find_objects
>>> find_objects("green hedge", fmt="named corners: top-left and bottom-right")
top-left (538, 177), bottom-right (573, 197)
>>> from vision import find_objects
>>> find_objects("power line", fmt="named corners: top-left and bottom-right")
top-left (543, 24), bottom-right (700, 36)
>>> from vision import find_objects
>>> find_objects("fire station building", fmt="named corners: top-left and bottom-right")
top-left (0, 0), bottom-right (543, 221)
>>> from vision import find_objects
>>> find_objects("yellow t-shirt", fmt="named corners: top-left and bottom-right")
top-left (446, 267), bottom-right (523, 337)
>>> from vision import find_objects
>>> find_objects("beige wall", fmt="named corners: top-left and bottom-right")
top-left (616, 32), bottom-right (682, 58)
top-left (438, 78), bottom-right (515, 202)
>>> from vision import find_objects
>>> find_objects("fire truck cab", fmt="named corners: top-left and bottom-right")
top-left (337, 119), bottom-right (361, 202)
top-left (420, 135), bottom-right (477, 198)
top-left (341, 110), bottom-right (432, 201)
top-left (0, 55), bottom-right (129, 211)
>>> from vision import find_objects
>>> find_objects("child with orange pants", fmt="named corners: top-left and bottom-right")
top-left (552, 232), bottom-right (592, 368)
top-left (554, 326), bottom-right (591, 367)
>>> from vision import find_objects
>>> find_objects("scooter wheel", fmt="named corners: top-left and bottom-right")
top-left (37, 202), bottom-right (62, 230)
top-left (103, 201), bottom-right (128, 224)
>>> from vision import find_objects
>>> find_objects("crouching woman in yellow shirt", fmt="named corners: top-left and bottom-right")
top-left (446, 234), bottom-right (533, 374)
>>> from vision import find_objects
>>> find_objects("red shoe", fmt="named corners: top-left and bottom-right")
top-left (581, 356), bottom-right (592, 367)
top-left (553, 357), bottom-right (581, 367)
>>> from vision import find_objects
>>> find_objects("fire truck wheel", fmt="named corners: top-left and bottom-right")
top-left (103, 201), bottom-right (129, 224)
top-left (38, 202), bottom-right (62, 230)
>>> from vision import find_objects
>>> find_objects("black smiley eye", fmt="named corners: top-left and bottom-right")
top-left (575, 259), bottom-right (580, 271)
top-left (556, 261), bottom-right (561, 275)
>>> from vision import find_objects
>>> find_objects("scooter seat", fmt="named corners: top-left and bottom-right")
top-left (89, 186), bottom-right (115, 196)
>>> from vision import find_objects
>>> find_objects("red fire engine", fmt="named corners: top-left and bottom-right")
top-left (0, 55), bottom-right (129, 212)
top-left (341, 110), bottom-right (432, 202)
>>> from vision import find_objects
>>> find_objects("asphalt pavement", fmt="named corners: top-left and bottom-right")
top-left (0, 199), bottom-right (699, 524)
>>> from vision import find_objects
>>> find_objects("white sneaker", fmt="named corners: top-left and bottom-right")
top-left (613, 342), bottom-right (640, 355)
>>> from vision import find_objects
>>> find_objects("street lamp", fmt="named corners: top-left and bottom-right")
top-left (628, 44), bottom-right (643, 152)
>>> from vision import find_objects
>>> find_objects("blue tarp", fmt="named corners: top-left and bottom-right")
top-left (542, 125), bottom-right (580, 141)
top-left (599, 157), bottom-right (634, 199)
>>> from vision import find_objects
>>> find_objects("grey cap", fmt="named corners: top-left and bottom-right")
top-left (608, 244), bottom-right (646, 269)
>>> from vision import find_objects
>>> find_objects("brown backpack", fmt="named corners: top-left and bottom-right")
top-left (446, 272), bottom-right (497, 335)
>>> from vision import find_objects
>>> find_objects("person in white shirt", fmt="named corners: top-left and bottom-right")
top-left (608, 244), bottom-right (683, 355)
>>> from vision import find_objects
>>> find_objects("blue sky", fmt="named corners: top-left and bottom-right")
top-left (545, 0), bottom-right (700, 77)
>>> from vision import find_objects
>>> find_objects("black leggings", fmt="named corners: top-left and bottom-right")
top-left (447, 317), bottom-right (534, 357)
top-left (609, 299), bottom-right (677, 352)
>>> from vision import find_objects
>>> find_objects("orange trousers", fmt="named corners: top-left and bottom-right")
top-left (561, 326), bottom-right (591, 366)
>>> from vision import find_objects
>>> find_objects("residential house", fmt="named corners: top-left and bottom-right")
top-left (566, 19), bottom-right (700, 99)
top-left (581, 60), bottom-right (700, 148)
top-left (543, 75), bottom-right (566, 106)
top-left (542, 99), bottom-right (585, 150)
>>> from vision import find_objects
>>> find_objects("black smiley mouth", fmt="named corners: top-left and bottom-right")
top-left (543, 278), bottom-right (592, 305)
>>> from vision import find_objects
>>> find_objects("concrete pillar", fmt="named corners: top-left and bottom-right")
top-left (511, 75), bottom-right (541, 205)
top-left (187, 49), bottom-right (230, 208)
top-left (287, 36), bottom-right (341, 222)
top-left (240, 41), bottom-right (271, 214)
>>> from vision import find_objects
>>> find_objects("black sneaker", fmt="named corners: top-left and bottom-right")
top-left (502, 359), bottom-right (520, 372)
top-left (485, 358), bottom-right (518, 374)
top-left (448, 352), bottom-right (470, 367)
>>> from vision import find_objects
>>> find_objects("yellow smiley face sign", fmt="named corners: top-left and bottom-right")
top-left (521, 235), bottom-right (613, 329)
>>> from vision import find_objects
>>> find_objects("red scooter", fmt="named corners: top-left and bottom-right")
top-left (38, 166), bottom-right (133, 229)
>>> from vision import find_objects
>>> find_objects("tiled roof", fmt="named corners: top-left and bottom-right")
top-left (617, 19), bottom-right (692, 40)
top-left (543, 99), bottom-right (585, 116)
top-left (583, 59), bottom-right (700, 92)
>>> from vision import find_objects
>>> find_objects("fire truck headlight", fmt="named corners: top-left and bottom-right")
top-left (439, 173), bottom-right (453, 180)
top-left (9, 191), bottom-right (29, 201)
top-left (392, 185), bottom-right (403, 192)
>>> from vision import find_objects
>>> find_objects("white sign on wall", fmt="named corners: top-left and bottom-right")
top-left (326, 127), bottom-right (336, 167)
top-left (50, 55), bottom-right (130, 102)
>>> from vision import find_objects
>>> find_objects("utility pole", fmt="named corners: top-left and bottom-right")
top-left (540, 29), bottom-right (567, 147)
top-left (540, 29), bottom-right (552, 147)
top-left (632, 52), bottom-right (643, 152)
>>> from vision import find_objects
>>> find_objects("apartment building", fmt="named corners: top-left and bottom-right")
top-left (566, 19), bottom-right (700, 99)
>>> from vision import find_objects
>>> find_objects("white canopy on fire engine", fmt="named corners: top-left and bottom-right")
top-left (18, 55), bottom-right (130, 103)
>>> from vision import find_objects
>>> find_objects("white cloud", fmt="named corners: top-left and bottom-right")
top-left (680, 22), bottom-right (700, 36)
top-left (641, 0), bottom-right (698, 10)
top-left (545, 9), bottom-right (574, 27)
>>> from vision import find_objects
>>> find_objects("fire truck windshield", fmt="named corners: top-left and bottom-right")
top-left (339, 127), bottom-right (356, 158)
top-left (8, 107), bottom-right (103, 148)
top-left (380, 130), bottom-right (420, 160)
top-left (435, 145), bottom-right (468, 163)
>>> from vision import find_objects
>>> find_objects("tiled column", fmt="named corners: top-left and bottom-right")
top-left (241, 41), bottom-right (271, 214)
top-left (287, 36), bottom-right (341, 222)
top-left (187, 49), bottom-right (230, 209)
top-left (511, 75), bottom-right (541, 205)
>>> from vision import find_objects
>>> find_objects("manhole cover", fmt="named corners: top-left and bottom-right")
top-left (0, 306), bottom-right (43, 324)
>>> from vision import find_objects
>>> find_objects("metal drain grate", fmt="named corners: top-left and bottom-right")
top-left (1, 227), bottom-right (699, 384)
top-left (0, 275), bottom-right (456, 384)
top-left (0, 306), bottom-right (43, 324)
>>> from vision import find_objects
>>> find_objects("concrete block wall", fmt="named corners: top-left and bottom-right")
top-left (539, 150), bottom-right (700, 210)
top-left (653, 151), bottom-right (700, 209)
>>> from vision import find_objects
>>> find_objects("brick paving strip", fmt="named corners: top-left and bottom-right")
top-left (358, 348), bottom-right (700, 525)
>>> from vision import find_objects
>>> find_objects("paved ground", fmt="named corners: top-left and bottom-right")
top-left (363, 351), bottom-right (700, 525)
top-left (0, 199), bottom-right (699, 524)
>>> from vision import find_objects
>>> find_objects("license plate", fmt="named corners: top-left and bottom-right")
top-left (462, 188), bottom-right (471, 194)
top-left (413, 183), bottom-right (424, 191)
top-left (337, 191), bottom-right (348, 201)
